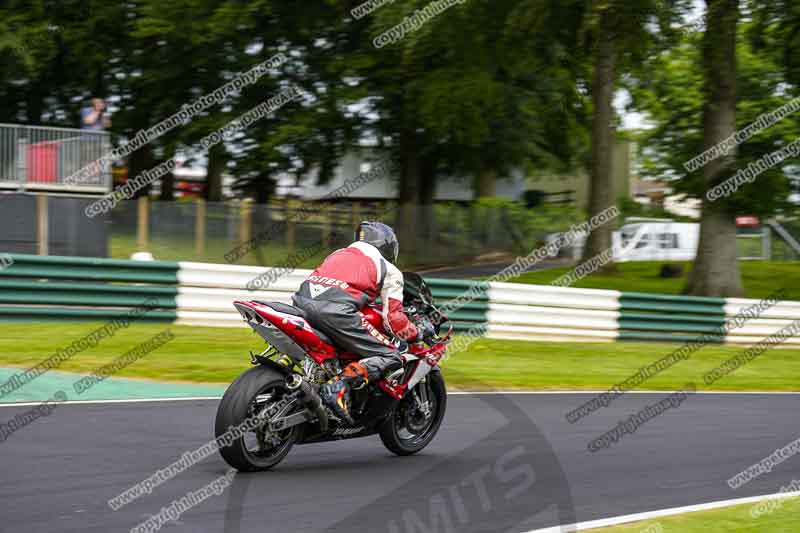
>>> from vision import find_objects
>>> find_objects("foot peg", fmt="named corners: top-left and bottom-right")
top-left (288, 375), bottom-right (329, 433)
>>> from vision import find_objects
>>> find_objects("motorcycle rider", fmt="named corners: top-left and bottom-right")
top-left (292, 221), bottom-right (435, 424)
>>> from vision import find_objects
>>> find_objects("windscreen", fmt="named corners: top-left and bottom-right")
top-left (402, 272), bottom-right (434, 309)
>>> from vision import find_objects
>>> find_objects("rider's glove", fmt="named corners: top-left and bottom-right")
top-left (394, 338), bottom-right (409, 354)
top-left (416, 322), bottom-right (437, 345)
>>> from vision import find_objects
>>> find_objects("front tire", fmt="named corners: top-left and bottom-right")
top-left (215, 366), bottom-right (300, 472)
top-left (379, 371), bottom-right (447, 456)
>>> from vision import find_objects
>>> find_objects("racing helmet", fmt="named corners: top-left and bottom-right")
top-left (355, 221), bottom-right (399, 263)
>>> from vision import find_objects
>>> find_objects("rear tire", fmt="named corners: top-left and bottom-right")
top-left (215, 366), bottom-right (299, 472)
top-left (379, 371), bottom-right (447, 456)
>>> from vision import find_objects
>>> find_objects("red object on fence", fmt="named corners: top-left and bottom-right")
top-left (736, 216), bottom-right (760, 228)
top-left (26, 142), bottom-right (60, 183)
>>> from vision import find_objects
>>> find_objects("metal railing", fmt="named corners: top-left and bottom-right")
top-left (0, 123), bottom-right (112, 193)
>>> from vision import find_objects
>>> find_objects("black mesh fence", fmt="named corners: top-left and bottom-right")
top-left (105, 199), bottom-right (581, 268)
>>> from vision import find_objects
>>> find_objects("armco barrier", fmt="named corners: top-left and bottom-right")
top-left (0, 254), bottom-right (798, 345)
top-left (724, 298), bottom-right (800, 344)
top-left (617, 292), bottom-right (727, 343)
top-left (0, 254), bottom-right (177, 322)
top-left (486, 283), bottom-right (619, 342)
top-left (174, 262), bottom-right (487, 332)
top-left (0, 256), bottom-right (487, 332)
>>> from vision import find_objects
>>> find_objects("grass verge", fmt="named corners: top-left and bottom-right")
top-left (589, 496), bottom-right (800, 532)
top-left (0, 323), bottom-right (798, 391)
top-left (508, 261), bottom-right (800, 300)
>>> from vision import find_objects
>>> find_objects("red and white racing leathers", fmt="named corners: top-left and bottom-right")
top-left (292, 241), bottom-right (418, 379)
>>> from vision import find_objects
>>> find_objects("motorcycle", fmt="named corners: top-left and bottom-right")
top-left (215, 272), bottom-right (452, 471)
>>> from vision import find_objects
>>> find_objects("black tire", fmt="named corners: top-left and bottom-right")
top-left (379, 370), bottom-right (447, 456)
top-left (215, 366), bottom-right (299, 472)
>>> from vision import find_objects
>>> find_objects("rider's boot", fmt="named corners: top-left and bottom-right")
top-left (320, 362), bottom-right (369, 425)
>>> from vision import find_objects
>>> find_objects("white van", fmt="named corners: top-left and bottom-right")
top-left (612, 219), bottom-right (699, 262)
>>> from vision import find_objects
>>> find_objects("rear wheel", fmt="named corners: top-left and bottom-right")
top-left (379, 371), bottom-right (447, 456)
top-left (215, 366), bottom-right (300, 471)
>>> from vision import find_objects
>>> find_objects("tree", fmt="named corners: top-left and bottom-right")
top-left (216, 1), bottom-right (367, 205)
top-left (628, 4), bottom-right (799, 295)
top-left (522, 1), bottom-right (690, 265)
top-left (0, 0), bottom-right (127, 125)
top-left (685, 0), bottom-right (742, 296)
top-left (361, 0), bottom-right (589, 255)
top-left (749, 0), bottom-right (800, 86)
top-left (582, 0), bottom-right (691, 264)
top-left (129, 0), bottom-right (244, 202)
top-left (584, 5), bottom-right (619, 265)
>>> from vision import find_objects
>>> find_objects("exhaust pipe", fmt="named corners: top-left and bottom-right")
top-left (287, 375), bottom-right (328, 433)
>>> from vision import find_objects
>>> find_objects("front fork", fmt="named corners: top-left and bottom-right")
top-left (413, 382), bottom-right (432, 418)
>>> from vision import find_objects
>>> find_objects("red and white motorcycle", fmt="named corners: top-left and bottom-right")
top-left (215, 273), bottom-right (452, 471)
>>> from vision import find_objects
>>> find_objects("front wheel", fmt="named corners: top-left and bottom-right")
top-left (379, 371), bottom-right (447, 456)
top-left (215, 366), bottom-right (300, 471)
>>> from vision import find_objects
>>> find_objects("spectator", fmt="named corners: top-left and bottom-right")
top-left (81, 97), bottom-right (111, 130)
top-left (78, 97), bottom-right (112, 185)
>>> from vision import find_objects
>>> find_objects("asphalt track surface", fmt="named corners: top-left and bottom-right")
top-left (1, 392), bottom-right (797, 533)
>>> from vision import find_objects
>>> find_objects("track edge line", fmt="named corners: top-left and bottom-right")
top-left (523, 491), bottom-right (800, 532)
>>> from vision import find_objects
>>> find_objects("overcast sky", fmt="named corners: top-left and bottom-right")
top-left (618, 0), bottom-right (706, 131)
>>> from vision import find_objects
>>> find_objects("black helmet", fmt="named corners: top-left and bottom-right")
top-left (355, 221), bottom-right (399, 263)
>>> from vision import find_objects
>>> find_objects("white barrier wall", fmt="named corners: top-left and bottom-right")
top-left (174, 261), bottom-right (800, 346)
top-left (486, 284), bottom-right (621, 342)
